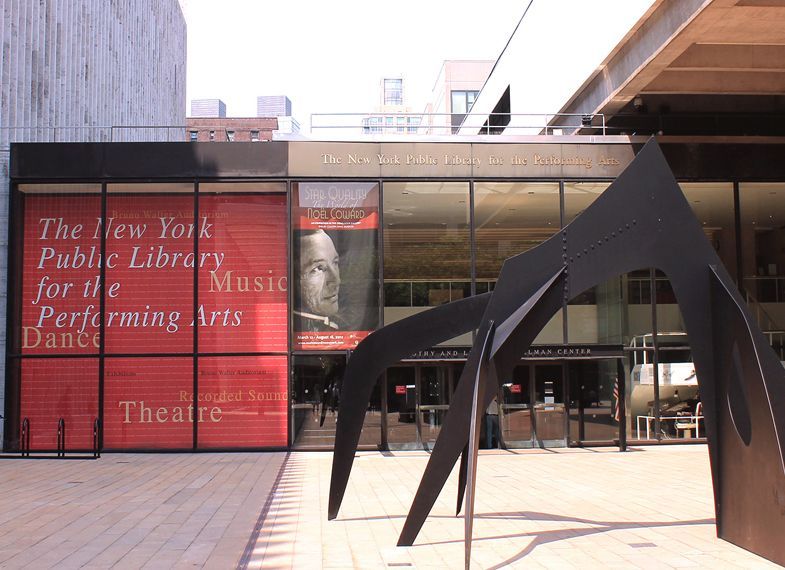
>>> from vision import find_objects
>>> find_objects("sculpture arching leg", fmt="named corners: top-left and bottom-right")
top-left (328, 292), bottom-right (491, 520)
top-left (463, 320), bottom-right (495, 570)
top-left (398, 269), bottom-right (567, 545)
top-left (707, 266), bottom-right (785, 562)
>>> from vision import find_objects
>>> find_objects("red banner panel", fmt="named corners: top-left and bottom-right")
top-left (197, 356), bottom-right (288, 448)
top-left (103, 357), bottom-right (193, 449)
top-left (22, 195), bottom-right (102, 355)
top-left (292, 183), bottom-right (380, 350)
top-left (20, 358), bottom-right (98, 450)
top-left (198, 195), bottom-right (288, 353)
top-left (104, 195), bottom-right (194, 353)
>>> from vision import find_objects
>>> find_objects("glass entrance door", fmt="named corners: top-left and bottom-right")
top-left (418, 365), bottom-right (453, 450)
top-left (501, 363), bottom-right (567, 448)
top-left (385, 367), bottom-right (418, 449)
top-left (291, 354), bottom-right (382, 450)
top-left (500, 365), bottom-right (533, 447)
top-left (568, 359), bottom-right (622, 445)
top-left (384, 363), bottom-right (462, 450)
top-left (533, 364), bottom-right (567, 447)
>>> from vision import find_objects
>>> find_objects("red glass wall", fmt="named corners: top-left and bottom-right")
top-left (20, 358), bottom-right (98, 450)
top-left (13, 183), bottom-right (289, 451)
top-left (198, 194), bottom-right (288, 352)
top-left (104, 193), bottom-right (195, 353)
top-left (197, 356), bottom-right (288, 448)
top-left (103, 357), bottom-right (193, 449)
top-left (21, 193), bottom-right (102, 355)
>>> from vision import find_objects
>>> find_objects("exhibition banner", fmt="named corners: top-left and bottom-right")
top-left (292, 182), bottom-right (380, 350)
top-left (103, 194), bottom-right (195, 353)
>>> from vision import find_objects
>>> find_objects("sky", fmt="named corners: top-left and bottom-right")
top-left (182, 0), bottom-right (528, 131)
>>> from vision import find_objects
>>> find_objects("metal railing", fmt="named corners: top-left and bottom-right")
top-left (20, 418), bottom-right (30, 457)
top-left (93, 418), bottom-right (102, 459)
top-left (57, 418), bottom-right (66, 458)
top-left (741, 282), bottom-right (785, 360)
top-left (1, 114), bottom-right (611, 146)
top-left (310, 112), bottom-right (607, 136)
top-left (0, 125), bottom-right (195, 146)
top-left (15, 416), bottom-right (102, 458)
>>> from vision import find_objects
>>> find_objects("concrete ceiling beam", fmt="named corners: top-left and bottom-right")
top-left (642, 69), bottom-right (785, 94)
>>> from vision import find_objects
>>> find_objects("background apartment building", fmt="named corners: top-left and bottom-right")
top-left (423, 60), bottom-right (494, 134)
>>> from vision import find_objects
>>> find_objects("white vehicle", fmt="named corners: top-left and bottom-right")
top-left (629, 332), bottom-right (702, 438)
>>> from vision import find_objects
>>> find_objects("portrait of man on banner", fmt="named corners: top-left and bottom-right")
top-left (294, 229), bottom-right (346, 331)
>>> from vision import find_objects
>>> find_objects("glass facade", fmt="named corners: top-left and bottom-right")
top-left (739, 183), bottom-right (785, 359)
top-left (11, 182), bottom-right (288, 451)
top-left (383, 182), bottom-right (471, 346)
top-left (475, 182), bottom-right (562, 342)
top-left (8, 145), bottom-right (764, 452)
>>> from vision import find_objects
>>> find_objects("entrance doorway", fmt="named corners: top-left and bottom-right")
top-left (501, 363), bottom-right (568, 448)
top-left (384, 363), bottom-right (463, 450)
top-left (383, 356), bottom-right (624, 451)
top-left (291, 353), bottom-right (382, 450)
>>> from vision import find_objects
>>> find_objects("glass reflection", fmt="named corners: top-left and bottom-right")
top-left (383, 182), bottom-right (471, 345)
top-left (564, 182), bottom-right (625, 345)
top-left (385, 367), bottom-right (418, 449)
top-left (474, 182), bottom-right (560, 278)
top-left (568, 360), bottom-right (620, 444)
top-left (475, 182), bottom-right (562, 343)
top-left (740, 184), bottom-right (785, 361)
top-left (291, 354), bottom-right (381, 449)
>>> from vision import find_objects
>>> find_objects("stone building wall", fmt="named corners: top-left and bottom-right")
top-left (0, 0), bottom-right (187, 441)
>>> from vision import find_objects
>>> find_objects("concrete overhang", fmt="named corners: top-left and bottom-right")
top-left (552, 0), bottom-right (785, 131)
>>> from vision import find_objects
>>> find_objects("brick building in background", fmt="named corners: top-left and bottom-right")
top-left (185, 117), bottom-right (278, 142)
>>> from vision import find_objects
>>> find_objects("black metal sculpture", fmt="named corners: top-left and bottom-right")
top-left (328, 140), bottom-right (785, 567)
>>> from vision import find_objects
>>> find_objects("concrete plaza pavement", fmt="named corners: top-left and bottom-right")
top-left (0, 445), bottom-right (780, 569)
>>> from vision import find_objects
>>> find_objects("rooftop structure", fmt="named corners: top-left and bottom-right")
top-left (190, 98), bottom-right (227, 118)
top-left (257, 96), bottom-right (292, 118)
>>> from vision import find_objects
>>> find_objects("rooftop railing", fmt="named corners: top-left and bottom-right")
top-left (0, 125), bottom-right (193, 147)
top-left (310, 112), bottom-right (607, 136)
